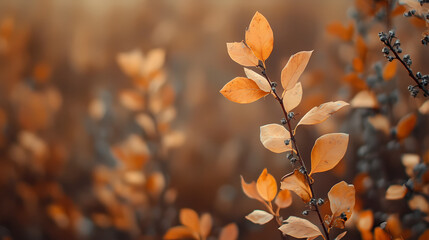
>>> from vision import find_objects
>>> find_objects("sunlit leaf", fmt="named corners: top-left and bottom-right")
top-left (328, 181), bottom-right (355, 219)
top-left (396, 113), bottom-right (417, 140)
top-left (226, 42), bottom-right (259, 67)
top-left (179, 208), bottom-right (200, 233)
top-left (240, 175), bottom-right (264, 202)
top-left (164, 226), bottom-right (199, 240)
top-left (278, 216), bottom-right (322, 239)
top-left (260, 124), bottom-right (292, 153)
top-left (245, 210), bottom-right (273, 225)
top-left (295, 101), bottom-right (349, 131)
top-left (382, 61), bottom-right (397, 81)
top-left (386, 185), bottom-right (407, 200)
top-left (275, 190), bottom-right (292, 209)
top-left (219, 223), bottom-right (239, 240)
top-left (244, 68), bottom-right (271, 92)
top-left (256, 168), bottom-right (277, 202)
top-left (282, 82), bottom-right (303, 112)
top-left (199, 213), bottom-right (212, 238)
top-left (310, 133), bottom-right (349, 176)
top-left (351, 90), bottom-right (379, 109)
top-left (220, 77), bottom-right (269, 104)
top-left (281, 51), bottom-right (313, 91)
top-left (280, 170), bottom-right (312, 203)
top-left (245, 12), bottom-right (273, 61)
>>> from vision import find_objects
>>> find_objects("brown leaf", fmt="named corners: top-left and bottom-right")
top-left (368, 114), bottom-right (390, 135)
top-left (199, 213), bottom-right (212, 238)
top-left (226, 42), bottom-right (259, 67)
top-left (386, 185), bottom-right (407, 200)
top-left (179, 208), bottom-right (200, 233)
top-left (275, 190), bottom-right (293, 209)
top-left (281, 51), bottom-right (313, 91)
top-left (260, 124), bottom-right (292, 153)
top-left (245, 12), bottom-right (273, 61)
top-left (351, 90), bottom-right (379, 109)
top-left (396, 113), bottom-right (417, 140)
top-left (280, 170), bottom-right (312, 203)
top-left (335, 231), bottom-right (347, 240)
top-left (310, 133), bottom-right (349, 176)
top-left (282, 82), bottom-right (303, 112)
top-left (256, 168), bottom-right (277, 202)
top-left (219, 223), bottom-right (239, 240)
top-left (220, 77), bottom-right (269, 104)
top-left (278, 216), bottom-right (322, 239)
top-left (240, 175), bottom-right (264, 202)
top-left (382, 61), bottom-right (397, 81)
top-left (164, 226), bottom-right (199, 240)
top-left (328, 181), bottom-right (355, 219)
top-left (245, 210), bottom-right (274, 225)
top-left (295, 101), bottom-right (349, 132)
top-left (244, 68), bottom-right (271, 92)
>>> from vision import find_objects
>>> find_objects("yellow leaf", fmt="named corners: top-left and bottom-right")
top-left (245, 210), bottom-right (274, 225)
top-left (226, 41), bottom-right (259, 67)
top-left (368, 114), bottom-right (390, 135)
top-left (219, 223), bottom-right (239, 240)
top-left (382, 61), bottom-right (397, 81)
top-left (335, 231), bottom-right (347, 240)
top-left (278, 216), bottom-right (322, 239)
top-left (351, 90), bottom-right (379, 109)
top-left (256, 168), bottom-right (277, 202)
top-left (281, 51), bottom-right (313, 91)
top-left (295, 101), bottom-right (349, 132)
top-left (396, 113), bottom-right (417, 140)
top-left (245, 12), bottom-right (273, 61)
top-left (199, 213), bottom-right (212, 238)
top-left (244, 68), bottom-right (271, 92)
top-left (328, 181), bottom-right (355, 219)
top-left (386, 185), bottom-right (407, 200)
top-left (220, 77), bottom-right (269, 104)
top-left (180, 208), bottom-right (200, 233)
top-left (275, 190), bottom-right (293, 209)
top-left (260, 124), bottom-right (293, 153)
top-left (240, 176), bottom-right (264, 202)
top-left (164, 226), bottom-right (199, 240)
top-left (310, 133), bottom-right (349, 176)
top-left (280, 170), bottom-right (312, 203)
top-left (282, 82), bottom-right (303, 112)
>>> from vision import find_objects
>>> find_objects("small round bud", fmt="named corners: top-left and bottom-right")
top-left (317, 198), bottom-right (325, 206)
top-left (290, 157), bottom-right (297, 164)
top-left (382, 47), bottom-right (389, 54)
top-left (302, 210), bottom-right (309, 216)
top-left (416, 72), bottom-right (422, 79)
top-left (299, 167), bottom-right (307, 174)
top-left (271, 82), bottom-right (277, 88)
top-left (281, 118), bottom-right (287, 125)
top-left (340, 212), bottom-right (347, 221)
top-left (284, 139), bottom-right (290, 145)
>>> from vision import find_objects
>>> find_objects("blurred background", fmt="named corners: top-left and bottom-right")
top-left (0, 0), bottom-right (428, 239)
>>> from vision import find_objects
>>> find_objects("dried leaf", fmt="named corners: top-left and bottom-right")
top-left (219, 223), bottom-right (239, 240)
top-left (328, 181), bottom-right (355, 219)
top-left (245, 12), bottom-right (273, 61)
top-left (260, 124), bottom-right (292, 153)
top-left (281, 51), bottom-right (313, 91)
top-left (257, 168), bottom-right (277, 202)
top-left (164, 226), bottom-right (199, 240)
top-left (374, 227), bottom-right (390, 240)
top-left (351, 90), bottom-right (379, 109)
top-left (310, 133), bottom-right (349, 176)
top-left (244, 68), bottom-right (271, 92)
top-left (278, 216), bottom-right (322, 239)
top-left (180, 208), bottom-right (200, 233)
top-left (280, 170), bottom-right (312, 203)
top-left (245, 210), bottom-right (274, 225)
top-left (386, 185), bottom-right (407, 200)
top-left (240, 175), bottom-right (264, 202)
top-left (419, 100), bottom-right (429, 114)
top-left (226, 42), bottom-right (259, 67)
top-left (220, 77), bottom-right (269, 104)
top-left (357, 210), bottom-right (373, 232)
top-left (382, 61), bottom-right (397, 81)
top-left (199, 213), bottom-right (212, 238)
top-left (335, 231), bottom-right (347, 240)
top-left (368, 114), bottom-right (390, 135)
top-left (282, 82), bottom-right (303, 112)
top-left (295, 101), bottom-right (349, 131)
top-left (275, 190), bottom-right (293, 209)
top-left (396, 113), bottom-right (417, 140)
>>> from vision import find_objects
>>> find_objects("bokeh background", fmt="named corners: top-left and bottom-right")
top-left (0, 0), bottom-right (428, 239)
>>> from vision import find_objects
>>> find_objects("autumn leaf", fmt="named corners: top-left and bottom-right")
top-left (240, 175), bottom-right (264, 202)
top-left (374, 227), bottom-right (390, 240)
top-left (282, 82), bottom-right (303, 112)
top-left (260, 124), bottom-right (293, 153)
top-left (281, 51), bottom-right (313, 91)
top-left (396, 113), bottom-right (417, 140)
top-left (382, 61), bottom-right (397, 81)
top-left (219, 223), bottom-right (239, 240)
top-left (119, 90), bottom-right (145, 111)
top-left (295, 101), bottom-right (349, 132)
top-left (117, 49), bottom-right (144, 78)
top-left (419, 100), bottom-right (429, 114)
top-left (386, 185), bottom-right (407, 200)
top-left (408, 195), bottom-right (429, 213)
top-left (180, 208), bottom-right (200, 233)
top-left (245, 12), bottom-right (273, 61)
top-left (278, 216), bottom-right (322, 239)
top-left (357, 210), bottom-right (373, 232)
top-left (199, 213), bottom-right (212, 238)
top-left (244, 68), bottom-right (271, 92)
top-left (326, 21), bottom-right (354, 41)
top-left (368, 114), bottom-right (390, 135)
top-left (142, 48), bottom-right (165, 75)
top-left (275, 190), bottom-right (293, 209)
top-left (310, 133), bottom-right (349, 176)
top-left (226, 41), bottom-right (259, 67)
top-left (402, 154), bottom-right (420, 177)
top-left (220, 77), bottom-right (269, 103)
top-left (245, 210), bottom-right (273, 225)
top-left (328, 181), bottom-right (355, 219)
top-left (256, 168), bottom-right (277, 202)
top-left (351, 90), bottom-right (379, 109)
top-left (164, 226), bottom-right (199, 240)
top-left (280, 170), bottom-right (312, 203)
top-left (335, 231), bottom-right (347, 240)
top-left (352, 57), bottom-right (364, 73)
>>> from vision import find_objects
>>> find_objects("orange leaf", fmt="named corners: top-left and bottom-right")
top-left (219, 223), bottom-right (239, 240)
top-left (326, 21), bottom-right (354, 41)
top-left (117, 49), bottom-right (144, 78)
top-left (396, 113), bottom-right (417, 140)
top-left (386, 214), bottom-right (403, 238)
top-left (245, 12), bottom-right (273, 61)
top-left (164, 226), bottom-right (199, 240)
top-left (281, 51), bottom-right (313, 91)
top-left (408, 195), bottom-right (429, 214)
top-left (245, 210), bottom-right (274, 225)
top-left (328, 181), bottom-right (355, 219)
top-left (240, 175), bottom-right (264, 202)
top-left (351, 90), bottom-right (379, 109)
top-left (368, 114), bottom-right (390, 135)
top-left (335, 231), bottom-right (347, 240)
top-left (119, 90), bottom-right (145, 111)
top-left (275, 190), bottom-right (293, 209)
top-left (244, 68), bottom-right (271, 92)
top-left (226, 42), bottom-right (259, 67)
top-left (280, 170), bottom-right (312, 203)
top-left (310, 133), bottom-right (349, 176)
top-left (357, 210), bottom-right (373, 232)
top-left (282, 82), bottom-right (303, 112)
top-left (256, 168), bottom-right (277, 202)
top-left (419, 230), bottom-right (429, 240)
top-left (142, 48), bottom-right (165, 75)
top-left (383, 61), bottom-right (397, 81)
top-left (386, 185), bottom-right (407, 200)
top-left (260, 124), bottom-right (292, 153)
top-left (295, 101), bottom-right (349, 132)
top-left (374, 227), bottom-right (390, 240)
top-left (355, 35), bottom-right (368, 61)
top-left (220, 77), bottom-right (269, 103)
top-left (402, 154), bottom-right (420, 177)
top-left (353, 57), bottom-right (364, 73)
top-left (278, 216), bottom-right (322, 239)
top-left (199, 213), bottom-right (212, 238)
top-left (180, 208), bottom-right (200, 233)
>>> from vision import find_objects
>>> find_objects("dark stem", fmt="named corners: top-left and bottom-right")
top-left (258, 65), bottom-right (331, 240)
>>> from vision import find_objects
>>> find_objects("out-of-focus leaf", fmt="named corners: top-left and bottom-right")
top-left (245, 210), bottom-right (273, 225)
top-left (278, 216), bottom-right (322, 239)
top-left (310, 133), bottom-right (349, 176)
top-left (351, 90), bottom-right (379, 109)
top-left (402, 154), bottom-right (420, 177)
top-left (368, 114), bottom-right (390, 135)
top-left (164, 226), bottom-right (199, 240)
top-left (119, 90), bottom-right (145, 111)
top-left (374, 227), bottom-right (390, 240)
top-left (245, 12), bottom-right (273, 61)
top-left (281, 51), bottom-right (313, 91)
top-left (382, 61), bottom-right (397, 81)
top-left (179, 208), bottom-right (200, 233)
top-left (219, 223), bottom-right (239, 240)
top-left (396, 113), bottom-right (417, 140)
top-left (199, 213), bottom-right (212, 239)
top-left (386, 185), bottom-right (407, 200)
top-left (256, 168), bottom-right (277, 202)
top-left (326, 21), bottom-right (354, 41)
top-left (419, 100), bottom-right (429, 114)
top-left (220, 77), bottom-right (269, 104)
top-left (357, 210), bottom-right (373, 232)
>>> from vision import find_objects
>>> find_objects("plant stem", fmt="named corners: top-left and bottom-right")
top-left (258, 65), bottom-right (331, 240)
